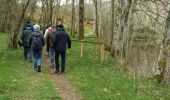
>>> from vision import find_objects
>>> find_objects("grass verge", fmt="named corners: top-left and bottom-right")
top-left (0, 34), bottom-right (60, 100)
top-left (66, 40), bottom-right (170, 100)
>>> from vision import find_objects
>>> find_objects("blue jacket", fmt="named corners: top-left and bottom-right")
top-left (53, 29), bottom-right (71, 52)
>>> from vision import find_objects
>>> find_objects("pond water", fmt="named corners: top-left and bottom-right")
top-left (126, 40), bottom-right (159, 77)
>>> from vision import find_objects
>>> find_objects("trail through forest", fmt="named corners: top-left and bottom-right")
top-left (44, 55), bottom-right (81, 100)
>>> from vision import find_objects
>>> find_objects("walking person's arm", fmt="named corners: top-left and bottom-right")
top-left (67, 34), bottom-right (71, 49)
top-left (44, 29), bottom-right (50, 53)
top-left (41, 34), bottom-right (45, 47)
top-left (44, 29), bottom-right (48, 40)
top-left (28, 33), bottom-right (34, 47)
top-left (20, 33), bottom-right (24, 42)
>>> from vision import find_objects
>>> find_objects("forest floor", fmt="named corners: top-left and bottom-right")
top-left (1, 33), bottom-right (170, 100)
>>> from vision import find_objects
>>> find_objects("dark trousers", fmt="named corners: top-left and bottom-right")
top-left (24, 47), bottom-right (29, 60)
top-left (55, 51), bottom-right (66, 73)
top-left (46, 40), bottom-right (50, 53)
top-left (24, 47), bottom-right (32, 60)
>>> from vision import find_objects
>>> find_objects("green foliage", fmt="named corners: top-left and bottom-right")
top-left (65, 40), bottom-right (170, 100)
top-left (0, 34), bottom-right (60, 100)
top-left (65, 24), bottom-right (94, 37)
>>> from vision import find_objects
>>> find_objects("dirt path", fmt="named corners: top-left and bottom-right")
top-left (44, 56), bottom-right (81, 100)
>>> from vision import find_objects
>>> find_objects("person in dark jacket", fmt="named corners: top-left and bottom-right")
top-left (22, 21), bottom-right (34, 32)
top-left (20, 26), bottom-right (33, 61)
top-left (29, 24), bottom-right (45, 72)
top-left (53, 24), bottom-right (71, 73)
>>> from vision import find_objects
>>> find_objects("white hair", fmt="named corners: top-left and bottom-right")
top-left (33, 24), bottom-right (40, 31)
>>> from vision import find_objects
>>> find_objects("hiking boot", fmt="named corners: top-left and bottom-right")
top-left (61, 71), bottom-right (65, 74)
top-left (55, 70), bottom-right (60, 74)
top-left (37, 65), bottom-right (41, 72)
top-left (28, 59), bottom-right (33, 63)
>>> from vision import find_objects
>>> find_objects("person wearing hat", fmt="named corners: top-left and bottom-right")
top-left (53, 24), bottom-right (71, 74)
top-left (29, 24), bottom-right (45, 72)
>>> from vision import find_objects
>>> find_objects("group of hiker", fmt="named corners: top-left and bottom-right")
top-left (20, 20), bottom-right (71, 74)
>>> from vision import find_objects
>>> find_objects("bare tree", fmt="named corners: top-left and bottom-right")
top-left (79, 0), bottom-right (84, 40)
top-left (155, 9), bottom-right (170, 85)
top-left (111, 0), bottom-right (114, 47)
top-left (71, 0), bottom-right (76, 37)
top-left (93, 0), bottom-right (99, 37)
top-left (53, 0), bottom-right (61, 24)
top-left (5, 0), bottom-right (31, 48)
top-left (28, 0), bottom-right (37, 21)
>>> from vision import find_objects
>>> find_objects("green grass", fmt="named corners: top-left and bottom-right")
top-left (0, 33), bottom-right (60, 100)
top-left (84, 25), bottom-right (94, 36)
top-left (1, 33), bottom-right (170, 100)
top-left (66, 40), bottom-right (170, 100)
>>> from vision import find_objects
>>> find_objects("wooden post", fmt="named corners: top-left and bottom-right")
top-left (80, 40), bottom-right (84, 57)
top-left (101, 42), bottom-right (105, 63)
top-left (102, 42), bottom-right (105, 62)
top-left (99, 42), bottom-right (105, 63)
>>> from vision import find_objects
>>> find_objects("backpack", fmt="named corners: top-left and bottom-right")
top-left (47, 31), bottom-right (55, 48)
top-left (31, 34), bottom-right (42, 50)
top-left (22, 27), bottom-right (32, 47)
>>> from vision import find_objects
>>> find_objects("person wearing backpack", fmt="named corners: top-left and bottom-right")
top-left (45, 26), bottom-right (56, 68)
top-left (22, 21), bottom-right (34, 32)
top-left (20, 26), bottom-right (33, 61)
top-left (29, 24), bottom-right (45, 72)
top-left (53, 24), bottom-right (71, 74)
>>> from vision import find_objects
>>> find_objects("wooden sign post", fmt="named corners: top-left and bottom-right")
top-left (99, 42), bottom-right (105, 63)
top-left (80, 40), bottom-right (84, 58)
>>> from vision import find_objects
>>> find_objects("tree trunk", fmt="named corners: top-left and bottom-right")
top-left (78, 0), bottom-right (84, 40)
top-left (110, 0), bottom-right (115, 47)
top-left (110, 0), bottom-right (116, 56)
top-left (62, 0), bottom-right (69, 20)
top-left (75, 0), bottom-right (79, 36)
top-left (120, 0), bottom-right (134, 63)
top-left (17, 0), bottom-right (31, 32)
top-left (71, 0), bottom-right (76, 37)
top-left (49, 0), bottom-right (54, 24)
top-left (93, 0), bottom-right (99, 37)
top-left (39, 3), bottom-right (45, 24)
top-left (155, 9), bottom-right (170, 85)
top-left (53, 0), bottom-right (61, 24)
top-left (7, 0), bottom-right (30, 48)
top-left (29, 1), bottom-right (37, 21)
